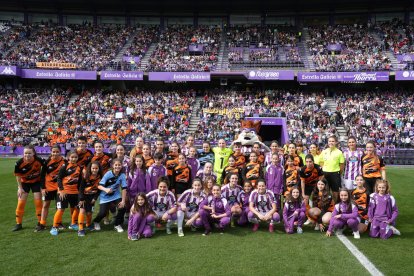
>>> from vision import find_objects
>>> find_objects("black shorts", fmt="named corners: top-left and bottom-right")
top-left (324, 171), bottom-right (341, 192)
top-left (57, 194), bottom-right (79, 209)
top-left (44, 190), bottom-right (58, 201)
top-left (304, 185), bottom-right (314, 196)
top-left (364, 177), bottom-right (381, 194)
top-left (21, 182), bottom-right (41, 193)
top-left (82, 194), bottom-right (97, 213)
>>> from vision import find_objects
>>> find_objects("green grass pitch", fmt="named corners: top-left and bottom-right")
top-left (0, 158), bottom-right (413, 275)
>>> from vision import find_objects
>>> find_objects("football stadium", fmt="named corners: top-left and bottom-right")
top-left (1, 0), bottom-right (414, 275)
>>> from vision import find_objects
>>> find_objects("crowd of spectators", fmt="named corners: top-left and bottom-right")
top-left (146, 25), bottom-right (221, 72)
top-left (307, 24), bottom-right (391, 71)
top-left (0, 23), bottom-right (32, 59)
top-left (4, 24), bottom-right (135, 70)
top-left (124, 26), bottom-right (159, 58)
top-left (46, 89), bottom-right (196, 146)
top-left (335, 90), bottom-right (414, 148)
top-left (375, 19), bottom-right (414, 55)
top-left (0, 87), bottom-right (72, 147)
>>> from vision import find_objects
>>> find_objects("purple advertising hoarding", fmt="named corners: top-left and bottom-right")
top-left (395, 71), bottom-right (414, 80)
top-left (188, 44), bottom-right (204, 52)
top-left (298, 72), bottom-right (389, 82)
top-left (247, 70), bottom-right (294, 80)
top-left (122, 56), bottom-right (141, 63)
top-left (0, 66), bottom-right (17, 76)
top-left (396, 54), bottom-right (414, 62)
top-left (100, 71), bottom-right (144, 80)
top-left (327, 44), bottom-right (342, 51)
top-left (20, 69), bottom-right (97, 80)
top-left (148, 72), bottom-right (211, 81)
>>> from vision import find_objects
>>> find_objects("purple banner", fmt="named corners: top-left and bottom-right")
top-left (298, 72), bottom-right (389, 82)
top-left (327, 44), bottom-right (342, 51)
top-left (148, 72), bottom-right (211, 82)
top-left (188, 44), bottom-right (204, 52)
top-left (123, 56), bottom-right (141, 63)
top-left (247, 70), bottom-right (294, 80)
top-left (0, 65), bottom-right (17, 76)
top-left (395, 71), bottom-right (414, 80)
top-left (20, 69), bottom-right (97, 80)
top-left (396, 54), bottom-right (414, 62)
top-left (100, 71), bottom-right (144, 80)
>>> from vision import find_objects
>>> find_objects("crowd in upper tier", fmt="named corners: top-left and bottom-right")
top-left (0, 21), bottom-right (412, 71)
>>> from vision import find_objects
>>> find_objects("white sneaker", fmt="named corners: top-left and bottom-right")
top-left (94, 222), bottom-right (101, 231)
top-left (314, 224), bottom-right (320, 231)
top-left (390, 226), bottom-right (401, 236)
top-left (178, 228), bottom-right (184, 237)
top-left (335, 228), bottom-right (344, 235)
top-left (353, 231), bottom-right (360, 239)
top-left (297, 227), bottom-right (303, 234)
top-left (114, 225), bottom-right (124, 233)
top-left (103, 218), bottom-right (111, 225)
top-left (166, 227), bottom-right (172, 235)
top-left (304, 219), bottom-right (312, 225)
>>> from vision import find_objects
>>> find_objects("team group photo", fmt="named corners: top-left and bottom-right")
top-left (0, 0), bottom-right (413, 275)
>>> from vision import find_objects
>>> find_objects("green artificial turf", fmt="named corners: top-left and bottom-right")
top-left (0, 158), bottom-right (412, 275)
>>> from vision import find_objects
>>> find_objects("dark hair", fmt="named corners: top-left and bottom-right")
top-left (84, 161), bottom-right (103, 181)
top-left (93, 140), bottom-right (104, 147)
top-left (311, 179), bottom-right (331, 210)
top-left (24, 144), bottom-right (37, 156)
top-left (131, 193), bottom-right (154, 217)
top-left (233, 142), bottom-right (242, 147)
top-left (157, 176), bottom-right (170, 188)
top-left (338, 188), bottom-right (353, 213)
top-left (286, 186), bottom-right (303, 203)
top-left (77, 136), bottom-right (87, 142)
top-left (256, 179), bottom-right (266, 186)
top-left (154, 152), bottom-right (164, 160)
top-left (129, 155), bottom-right (147, 177)
top-left (113, 144), bottom-right (126, 159)
top-left (66, 150), bottom-right (78, 158)
top-left (305, 154), bottom-right (314, 162)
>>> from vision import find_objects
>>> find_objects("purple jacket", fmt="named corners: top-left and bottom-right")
top-left (127, 169), bottom-right (151, 197)
top-left (265, 164), bottom-right (284, 195)
top-left (147, 164), bottom-right (167, 191)
top-left (200, 195), bottom-right (231, 217)
top-left (328, 202), bottom-right (359, 232)
top-left (283, 200), bottom-right (306, 220)
top-left (237, 191), bottom-right (251, 208)
top-left (187, 157), bottom-right (200, 181)
top-left (368, 193), bottom-right (398, 223)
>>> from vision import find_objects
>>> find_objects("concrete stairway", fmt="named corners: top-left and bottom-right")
top-left (187, 97), bottom-right (204, 134)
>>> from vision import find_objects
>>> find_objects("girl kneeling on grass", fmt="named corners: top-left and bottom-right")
top-left (248, 179), bottom-right (279, 233)
top-left (368, 179), bottom-right (400, 239)
top-left (307, 179), bottom-right (334, 232)
top-left (176, 178), bottom-right (206, 237)
top-left (199, 185), bottom-right (231, 236)
top-left (146, 177), bottom-right (177, 235)
top-left (128, 193), bottom-right (155, 241)
top-left (283, 186), bottom-right (306, 234)
top-left (326, 188), bottom-right (360, 239)
top-left (92, 158), bottom-right (127, 233)
top-left (351, 175), bottom-right (369, 234)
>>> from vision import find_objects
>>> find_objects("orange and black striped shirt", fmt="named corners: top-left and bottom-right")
top-left (284, 154), bottom-right (303, 169)
top-left (41, 157), bottom-right (66, 191)
top-left (57, 163), bottom-right (82, 194)
top-left (166, 152), bottom-right (179, 176)
top-left (76, 148), bottom-right (93, 168)
top-left (14, 156), bottom-right (44, 184)
top-left (352, 188), bottom-right (368, 220)
top-left (171, 164), bottom-right (192, 194)
top-left (361, 154), bottom-right (385, 179)
top-left (299, 164), bottom-right (323, 187)
top-left (233, 152), bottom-right (246, 169)
top-left (79, 174), bottom-right (101, 200)
top-left (91, 153), bottom-right (111, 174)
top-left (242, 162), bottom-right (262, 187)
top-left (144, 155), bottom-right (155, 168)
top-left (221, 166), bottom-right (242, 184)
top-left (313, 192), bottom-right (334, 212)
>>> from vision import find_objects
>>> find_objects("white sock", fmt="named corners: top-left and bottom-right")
top-left (177, 210), bottom-right (184, 229)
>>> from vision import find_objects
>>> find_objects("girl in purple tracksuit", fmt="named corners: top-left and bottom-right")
top-left (199, 185), bottom-right (231, 235)
top-left (147, 152), bottom-right (167, 191)
top-left (186, 147), bottom-right (200, 182)
top-left (265, 153), bottom-right (284, 209)
top-left (249, 179), bottom-right (280, 233)
top-left (128, 193), bottom-right (155, 241)
top-left (368, 180), bottom-right (400, 239)
top-left (237, 180), bottom-right (253, 225)
top-left (283, 186), bottom-right (306, 234)
top-left (326, 188), bottom-right (360, 239)
top-left (128, 156), bottom-right (151, 196)
top-left (176, 178), bottom-right (206, 237)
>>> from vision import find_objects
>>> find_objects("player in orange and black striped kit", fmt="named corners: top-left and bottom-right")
top-left (13, 145), bottom-right (44, 231)
top-left (77, 161), bottom-right (103, 236)
top-left (76, 136), bottom-right (93, 169)
top-left (284, 143), bottom-right (304, 169)
top-left (242, 152), bottom-right (263, 188)
top-left (50, 151), bottom-right (83, 236)
top-left (352, 175), bottom-right (369, 233)
top-left (91, 141), bottom-right (111, 174)
top-left (221, 155), bottom-right (242, 185)
top-left (36, 145), bottom-right (66, 232)
top-left (232, 142), bottom-right (246, 169)
top-left (284, 155), bottom-right (300, 197)
top-left (307, 179), bottom-right (334, 231)
top-left (361, 141), bottom-right (386, 194)
top-left (166, 141), bottom-right (180, 176)
top-left (171, 154), bottom-right (192, 197)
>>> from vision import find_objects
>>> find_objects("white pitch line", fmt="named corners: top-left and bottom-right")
top-left (336, 234), bottom-right (384, 276)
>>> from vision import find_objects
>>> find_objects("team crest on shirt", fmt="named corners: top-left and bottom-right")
top-left (157, 202), bottom-right (167, 211)
top-left (216, 202), bottom-right (223, 208)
